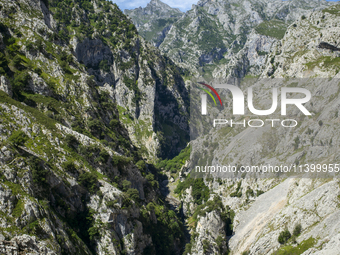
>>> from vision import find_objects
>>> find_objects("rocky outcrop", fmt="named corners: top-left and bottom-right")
top-left (0, 234), bottom-right (55, 255)
top-left (75, 38), bottom-right (113, 68)
top-left (262, 5), bottom-right (340, 78)
top-left (0, 76), bottom-right (12, 97)
top-left (228, 178), bottom-right (340, 254)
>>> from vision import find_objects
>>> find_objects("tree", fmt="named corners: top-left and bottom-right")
top-left (64, 134), bottom-right (78, 149)
top-left (293, 223), bottom-right (302, 236)
top-left (278, 229), bottom-right (291, 244)
top-left (61, 160), bottom-right (77, 174)
top-left (13, 55), bottom-right (22, 68)
top-left (126, 188), bottom-right (139, 201)
top-left (122, 180), bottom-right (131, 191)
top-left (9, 130), bottom-right (28, 146)
top-left (78, 172), bottom-right (98, 193)
top-left (30, 157), bottom-right (48, 188)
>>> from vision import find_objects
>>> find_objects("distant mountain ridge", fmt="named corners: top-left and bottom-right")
top-left (127, 0), bottom-right (334, 78)
top-left (124, 0), bottom-right (183, 47)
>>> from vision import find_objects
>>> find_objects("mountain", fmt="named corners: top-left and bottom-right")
top-left (124, 0), bottom-right (183, 47)
top-left (175, 3), bottom-right (340, 255)
top-left (0, 0), bottom-right (190, 254)
top-left (1, 0), bottom-right (340, 254)
top-left (128, 0), bottom-right (333, 78)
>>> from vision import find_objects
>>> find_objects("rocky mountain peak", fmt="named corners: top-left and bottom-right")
top-left (125, 0), bottom-right (184, 46)
top-left (125, 0), bottom-right (182, 19)
top-left (148, 0), bottom-right (181, 12)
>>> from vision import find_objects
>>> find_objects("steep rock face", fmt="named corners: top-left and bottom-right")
top-left (0, 76), bottom-right (11, 96)
top-left (261, 4), bottom-right (340, 78)
top-left (178, 3), bottom-right (340, 255)
top-left (157, 0), bottom-right (332, 76)
top-left (0, 0), bottom-right (187, 254)
top-left (229, 179), bottom-right (340, 255)
top-left (125, 0), bottom-right (183, 47)
top-left (75, 38), bottom-right (113, 68)
top-left (213, 30), bottom-right (277, 78)
top-left (193, 210), bottom-right (228, 255)
top-left (1, 0), bottom-right (189, 160)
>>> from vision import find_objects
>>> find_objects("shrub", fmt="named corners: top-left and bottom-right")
top-left (99, 59), bottom-right (110, 72)
top-left (215, 235), bottom-right (225, 252)
top-left (78, 172), bottom-right (98, 193)
top-left (278, 229), bottom-right (291, 244)
top-left (99, 150), bottom-right (110, 162)
top-left (111, 154), bottom-right (131, 168)
top-left (293, 136), bottom-right (300, 150)
top-left (246, 188), bottom-right (254, 197)
top-left (33, 67), bottom-right (42, 75)
top-left (122, 180), bottom-right (131, 191)
top-left (13, 55), bottom-right (22, 68)
top-left (146, 202), bottom-right (155, 211)
top-left (185, 178), bottom-right (210, 205)
top-left (109, 119), bottom-right (119, 128)
top-left (146, 173), bottom-right (159, 189)
top-left (202, 239), bottom-right (209, 253)
top-left (257, 190), bottom-right (264, 196)
top-left (61, 160), bottom-right (77, 174)
top-left (88, 119), bottom-right (102, 135)
top-left (30, 157), bottom-right (48, 188)
top-left (9, 130), bottom-right (28, 146)
top-left (293, 223), bottom-right (302, 236)
top-left (64, 134), bottom-right (78, 149)
top-left (12, 71), bottom-right (30, 95)
top-left (230, 181), bottom-right (242, 197)
top-left (105, 200), bottom-right (117, 208)
top-left (26, 41), bottom-right (35, 51)
top-left (126, 188), bottom-right (139, 201)
top-left (136, 160), bottom-right (146, 171)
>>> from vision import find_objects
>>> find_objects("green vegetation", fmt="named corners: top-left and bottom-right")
top-left (29, 157), bottom-right (49, 189)
top-left (202, 239), bottom-right (210, 253)
top-left (0, 92), bottom-right (58, 132)
top-left (230, 181), bottom-right (242, 197)
top-left (126, 188), bottom-right (139, 201)
top-left (9, 130), bottom-right (28, 146)
top-left (145, 173), bottom-right (159, 189)
top-left (246, 187), bottom-right (254, 198)
top-left (156, 145), bottom-right (190, 174)
top-left (122, 180), bottom-right (131, 191)
top-left (322, 4), bottom-right (340, 15)
top-left (64, 134), bottom-right (79, 149)
top-left (61, 160), bottom-right (77, 174)
top-left (185, 196), bottom-right (233, 254)
top-left (255, 19), bottom-right (287, 39)
top-left (78, 171), bottom-right (99, 194)
top-left (175, 177), bottom-right (210, 205)
top-left (293, 223), bottom-right (302, 236)
top-left (257, 190), bottom-right (264, 196)
top-left (278, 229), bottom-right (291, 244)
top-left (0, 0), bottom-right (188, 254)
top-left (305, 56), bottom-right (340, 73)
top-left (140, 202), bottom-right (184, 255)
top-left (257, 50), bottom-right (267, 56)
top-left (275, 237), bottom-right (316, 255)
top-left (293, 136), bottom-right (300, 150)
